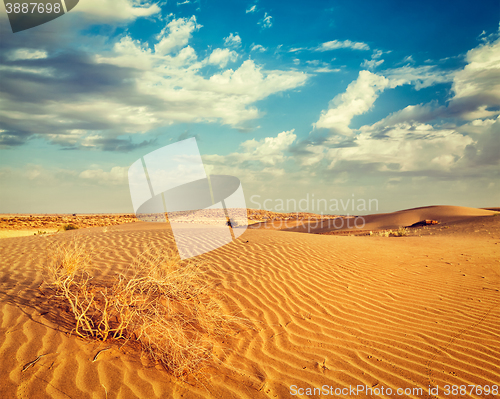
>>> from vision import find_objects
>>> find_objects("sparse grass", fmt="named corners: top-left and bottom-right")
top-left (370, 230), bottom-right (392, 237)
top-left (41, 240), bottom-right (244, 377)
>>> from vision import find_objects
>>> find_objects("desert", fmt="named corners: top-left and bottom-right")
top-left (0, 205), bottom-right (498, 398)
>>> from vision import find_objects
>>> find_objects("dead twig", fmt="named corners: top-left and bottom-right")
top-left (93, 347), bottom-right (111, 362)
top-left (22, 352), bottom-right (56, 372)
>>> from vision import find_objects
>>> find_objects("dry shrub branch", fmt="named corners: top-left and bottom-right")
top-left (42, 238), bottom-right (243, 377)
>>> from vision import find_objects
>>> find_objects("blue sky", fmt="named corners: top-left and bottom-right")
top-left (0, 0), bottom-right (499, 214)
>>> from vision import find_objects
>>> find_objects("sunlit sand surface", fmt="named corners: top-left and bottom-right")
top-left (0, 206), bottom-right (498, 398)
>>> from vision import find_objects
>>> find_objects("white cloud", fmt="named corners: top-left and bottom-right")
top-left (384, 65), bottom-right (454, 90)
top-left (402, 55), bottom-right (415, 64)
top-left (8, 49), bottom-right (47, 60)
top-left (251, 44), bottom-right (266, 52)
top-left (0, 16), bottom-right (308, 149)
top-left (74, 0), bottom-right (161, 22)
top-left (246, 5), bottom-right (256, 13)
top-left (297, 144), bottom-right (325, 166)
top-left (93, 34), bottom-right (308, 128)
top-left (206, 48), bottom-right (238, 68)
top-left (325, 123), bottom-right (473, 172)
top-left (177, 0), bottom-right (190, 5)
top-left (306, 60), bottom-right (320, 66)
top-left (315, 71), bottom-right (389, 134)
top-left (224, 33), bottom-right (242, 48)
top-left (79, 166), bottom-right (128, 185)
top-left (314, 67), bottom-right (341, 73)
top-left (361, 59), bottom-right (384, 70)
top-left (155, 16), bottom-right (201, 56)
top-left (316, 40), bottom-right (370, 52)
top-left (258, 12), bottom-right (273, 29)
top-left (204, 130), bottom-right (296, 167)
top-left (361, 49), bottom-right (385, 70)
top-left (449, 36), bottom-right (500, 119)
top-left (304, 60), bottom-right (341, 73)
top-left (369, 103), bottom-right (443, 127)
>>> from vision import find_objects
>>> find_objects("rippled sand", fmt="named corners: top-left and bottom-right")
top-left (0, 206), bottom-right (499, 398)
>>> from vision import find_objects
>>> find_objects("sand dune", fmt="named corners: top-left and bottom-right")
top-left (0, 208), bottom-right (499, 398)
top-left (274, 205), bottom-right (499, 234)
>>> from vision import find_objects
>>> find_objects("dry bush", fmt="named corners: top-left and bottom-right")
top-left (370, 230), bottom-right (392, 237)
top-left (369, 227), bottom-right (409, 237)
top-left (391, 227), bottom-right (409, 237)
top-left (61, 223), bottom-right (79, 231)
top-left (42, 240), bottom-right (242, 377)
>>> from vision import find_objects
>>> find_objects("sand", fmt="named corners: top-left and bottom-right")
top-left (0, 206), bottom-right (499, 398)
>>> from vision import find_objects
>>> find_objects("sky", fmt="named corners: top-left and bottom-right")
top-left (0, 0), bottom-right (499, 214)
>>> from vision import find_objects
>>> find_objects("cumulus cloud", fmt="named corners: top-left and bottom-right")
top-left (0, 19), bottom-right (308, 149)
top-left (259, 37), bottom-right (499, 206)
top-left (74, 0), bottom-right (161, 22)
top-left (298, 35), bottom-right (500, 183)
top-left (448, 36), bottom-right (500, 119)
top-left (224, 33), bottom-right (242, 48)
top-left (294, 118), bottom-right (476, 176)
top-left (325, 123), bottom-right (473, 172)
top-left (246, 5), bottom-right (256, 13)
top-left (206, 48), bottom-right (238, 68)
top-left (315, 71), bottom-right (390, 134)
top-left (155, 16), bottom-right (201, 55)
top-left (458, 116), bottom-right (500, 167)
top-left (316, 40), bottom-right (370, 52)
top-left (204, 130), bottom-right (296, 168)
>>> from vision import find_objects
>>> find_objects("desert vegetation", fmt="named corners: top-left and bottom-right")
top-left (40, 238), bottom-right (243, 377)
top-left (61, 224), bottom-right (79, 231)
top-left (370, 227), bottom-right (410, 237)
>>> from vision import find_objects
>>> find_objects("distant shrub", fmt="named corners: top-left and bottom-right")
top-left (391, 227), bottom-right (409, 237)
top-left (62, 224), bottom-right (78, 231)
top-left (371, 228), bottom-right (409, 237)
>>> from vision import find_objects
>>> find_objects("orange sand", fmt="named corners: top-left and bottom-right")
top-left (0, 206), bottom-right (498, 398)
